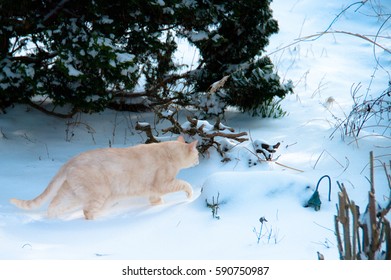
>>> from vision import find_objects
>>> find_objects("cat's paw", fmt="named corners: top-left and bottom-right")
top-left (185, 187), bottom-right (193, 199)
top-left (83, 209), bottom-right (98, 220)
top-left (149, 196), bottom-right (164, 205)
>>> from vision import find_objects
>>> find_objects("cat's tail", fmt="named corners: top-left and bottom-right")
top-left (10, 170), bottom-right (66, 210)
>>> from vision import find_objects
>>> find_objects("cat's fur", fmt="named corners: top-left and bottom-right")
top-left (10, 136), bottom-right (199, 220)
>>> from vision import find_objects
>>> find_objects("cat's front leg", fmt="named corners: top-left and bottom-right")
top-left (172, 179), bottom-right (193, 199)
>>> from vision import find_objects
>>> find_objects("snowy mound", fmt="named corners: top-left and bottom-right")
top-left (200, 171), bottom-right (315, 211)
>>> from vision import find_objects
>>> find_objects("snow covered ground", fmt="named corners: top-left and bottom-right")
top-left (0, 0), bottom-right (390, 261)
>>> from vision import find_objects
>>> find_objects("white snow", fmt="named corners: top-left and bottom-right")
top-left (88, 49), bottom-right (98, 58)
top-left (201, 171), bottom-right (314, 210)
top-left (136, 121), bottom-right (151, 128)
top-left (188, 31), bottom-right (209, 42)
top-left (116, 53), bottom-right (135, 64)
top-left (99, 16), bottom-right (114, 24)
top-left (66, 63), bottom-right (83, 77)
top-left (0, 0), bottom-right (390, 263)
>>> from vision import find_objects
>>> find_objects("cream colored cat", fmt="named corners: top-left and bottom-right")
top-left (10, 136), bottom-right (199, 220)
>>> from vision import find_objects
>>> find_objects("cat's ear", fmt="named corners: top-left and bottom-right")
top-left (177, 135), bottom-right (185, 143)
top-left (188, 140), bottom-right (198, 151)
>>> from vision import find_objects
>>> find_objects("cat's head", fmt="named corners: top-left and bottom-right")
top-left (177, 136), bottom-right (199, 168)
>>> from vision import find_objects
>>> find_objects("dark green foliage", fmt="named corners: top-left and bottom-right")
top-left (181, 1), bottom-right (279, 90)
top-left (0, 0), bottom-right (292, 116)
top-left (0, 0), bottom-right (139, 113)
top-left (224, 57), bottom-right (293, 116)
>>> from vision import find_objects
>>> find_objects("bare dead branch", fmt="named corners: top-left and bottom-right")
top-left (27, 100), bottom-right (76, 119)
top-left (135, 122), bottom-right (159, 144)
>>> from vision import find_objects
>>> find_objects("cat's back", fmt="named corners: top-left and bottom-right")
top-left (65, 142), bottom-right (168, 168)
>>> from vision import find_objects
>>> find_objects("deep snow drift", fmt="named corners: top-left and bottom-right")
top-left (0, 0), bottom-right (390, 260)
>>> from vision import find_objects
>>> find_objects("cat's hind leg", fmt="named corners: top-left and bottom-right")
top-left (83, 195), bottom-right (109, 220)
top-left (149, 195), bottom-right (164, 205)
top-left (47, 181), bottom-right (81, 218)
